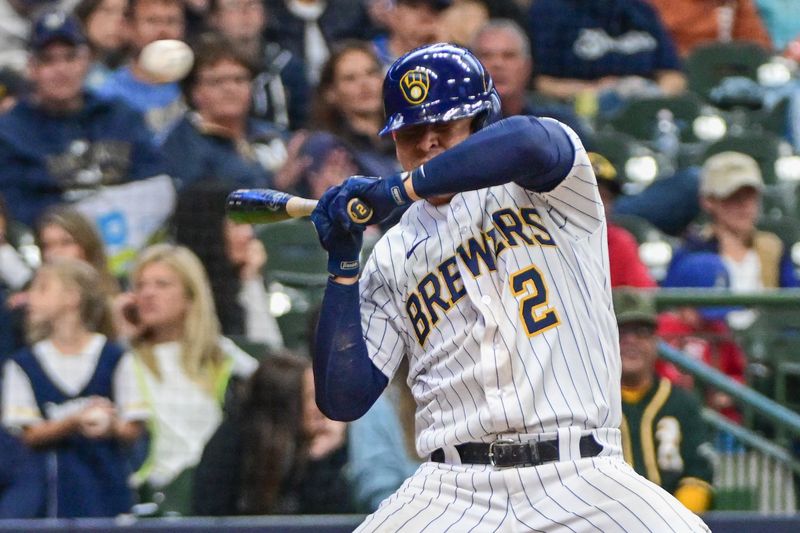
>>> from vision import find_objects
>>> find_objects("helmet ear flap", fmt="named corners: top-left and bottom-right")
top-left (473, 89), bottom-right (503, 132)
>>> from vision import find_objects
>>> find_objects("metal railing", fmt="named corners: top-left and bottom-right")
top-left (653, 288), bottom-right (800, 513)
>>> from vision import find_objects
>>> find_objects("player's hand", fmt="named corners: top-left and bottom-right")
top-left (311, 185), bottom-right (364, 277)
top-left (338, 173), bottom-right (412, 226)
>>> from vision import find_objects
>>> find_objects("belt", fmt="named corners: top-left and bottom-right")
top-left (430, 434), bottom-right (603, 467)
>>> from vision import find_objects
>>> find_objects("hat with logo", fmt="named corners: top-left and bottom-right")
top-left (613, 289), bottom-right (657, 327)
top-left (30, 9), bottom-right (87, 53)
top-left (700, 151), bottom-right (764, 199)
top-left (589, 152), bottom-right (622, 195)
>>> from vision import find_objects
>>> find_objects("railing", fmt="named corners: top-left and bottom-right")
top-left (654, 288), bottom-right (800, 513)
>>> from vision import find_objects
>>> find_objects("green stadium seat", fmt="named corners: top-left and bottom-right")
top-left (605, 94), bottom-right (706, 144)
top-left (256, 218), bottom-right (328, 288)
top-left (685, 42), bottom-right (771, 101)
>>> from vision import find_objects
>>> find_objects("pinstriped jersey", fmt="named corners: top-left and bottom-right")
top-left (358, 122), bottom-right (622, 456)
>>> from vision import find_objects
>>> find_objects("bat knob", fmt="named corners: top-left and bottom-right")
top-left (347, 198), bottom-right (373, 224)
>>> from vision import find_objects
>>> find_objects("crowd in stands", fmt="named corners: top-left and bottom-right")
top-left (0, 0), bottom-right (799, 520)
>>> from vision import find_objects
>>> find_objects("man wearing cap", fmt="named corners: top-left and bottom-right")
top-left (667, 151), bottom-right (799, 289)
top-left (592, 151), bottom-right (657, 288)
top-left (0, 8), bottom-right (167, 228)
top-left (471, 18), bottom-right (590, 140)
top-left (614, 288), bottom-right (715, 514)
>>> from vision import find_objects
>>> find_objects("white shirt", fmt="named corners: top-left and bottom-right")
top-left (134, 336), bottom-right (257, 487)
top-left (723, 250), bottom-right (763, 292)
top-left (2, 334), bottom-right (149, 429)
top-left (358, 122), bottom-right (621, 456)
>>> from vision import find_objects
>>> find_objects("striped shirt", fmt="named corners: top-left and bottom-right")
top-left (358, 123), bottom-right (621, 456)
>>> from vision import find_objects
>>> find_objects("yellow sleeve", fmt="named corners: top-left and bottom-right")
top-left (674, 477), bottom-right (713, 513)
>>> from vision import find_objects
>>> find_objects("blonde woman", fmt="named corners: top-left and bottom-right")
top-left (123, 244), bottom-right (257, 515)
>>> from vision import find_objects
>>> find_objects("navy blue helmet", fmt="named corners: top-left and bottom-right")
top-left (379, 43), bottom-right (502, 136)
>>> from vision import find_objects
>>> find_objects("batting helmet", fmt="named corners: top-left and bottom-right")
top-left (379, 43), bottom-right (502, 136)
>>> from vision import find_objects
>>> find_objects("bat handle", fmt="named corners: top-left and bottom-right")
top-left (347, 198), bottom-right (373, 224)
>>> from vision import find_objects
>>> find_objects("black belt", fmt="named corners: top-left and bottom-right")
top-left (430, 435), bottom-right (603, 467)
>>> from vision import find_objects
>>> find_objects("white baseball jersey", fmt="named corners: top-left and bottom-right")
top-left (358, 122), bottom-right (622, 457)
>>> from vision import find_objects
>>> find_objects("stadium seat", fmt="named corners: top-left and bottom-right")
top-left (605, 94), bottom-right (706, 144)
top-left (685, 42), bottom-right (771, 102)
top-left (256, 218), bottom-right (329, 288)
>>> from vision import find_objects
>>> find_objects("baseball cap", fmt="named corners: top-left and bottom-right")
top-left (700, 151), bottom-right (764, 199)
top-left (29, 9), bottom-right (87, 53)
top-left (589, 152), bottom-right (621, 195)
top-left (662, 252), bottom-right (736, 321)
top-left (613, 289), bottom-right (657, 327)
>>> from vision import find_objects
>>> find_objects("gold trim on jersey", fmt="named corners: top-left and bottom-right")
top-left (641, 378), bottom-right (672, 485)
top-left (620, 415), bottom-right (634, 467)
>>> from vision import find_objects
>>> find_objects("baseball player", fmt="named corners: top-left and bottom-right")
top-left (310, 43), bottom-right (710, 531)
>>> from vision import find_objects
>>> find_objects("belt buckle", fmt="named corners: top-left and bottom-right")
top-left (488, 438), bottom-right (516, 467)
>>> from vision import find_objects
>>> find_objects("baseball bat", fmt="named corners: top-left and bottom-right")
top-left (225, 189), bottom-right (374, 225)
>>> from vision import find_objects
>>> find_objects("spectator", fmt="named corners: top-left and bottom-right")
top-left (591, 152), bottom-right (657, 288)
top-left (471, 18), bottom-right (590, 138)
top-left (528, 0), bottom-right (686, 108)
top-left (95, 0), bottom-right (187, 142)
top-left (162, 33), bottom-right (286, 191)
top-left (0, 8), bottom-right (167, 228)
top-left (1, 258), bottom-right (147, 517)
top-left (193, 353), bottom-right (352, 515)
top-left (439, 0), bottom-right (488, 47)
top-left (207, 0), bottom-right (309, 130)
top-left (658, 253), bottom-right (747, 424)
top-left (371, 0), bottom-right (452, 68)
top-left (36, 206), bottom-right (120, 297)
top-left (347, 358), bottom-right (420, 513)
top-left (647, 0), bottom-right (772, 57)
top-left (275, 41), bottom-right (396, 199)
top-left (310, 40), bottom-right (398, 178)
top-left (668, 151), bottom-right (799, 289)
top-left (614, 288), bottom-right (715, 514)
top-left (122, 244), bottom-right (257, 515)
top-left (756, 0), bottom-right (800, 52)
top-left (75, 0), bottom-right (130, 89)
top-left (263, 0), bottom-right (372, 84)
top-left (173, 182), bottom-right (284, 351)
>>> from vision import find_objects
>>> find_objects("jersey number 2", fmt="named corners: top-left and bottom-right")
top-left (510, 265), bottom-right (561, 337)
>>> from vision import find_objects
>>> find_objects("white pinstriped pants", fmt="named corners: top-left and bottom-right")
top-left (356, 428), bottom-right (710, 533)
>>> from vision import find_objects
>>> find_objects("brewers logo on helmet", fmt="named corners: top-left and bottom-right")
top-left (380, 43), bottom-right (502, 136)
top-left (400, 69), bottom-right (430, 105)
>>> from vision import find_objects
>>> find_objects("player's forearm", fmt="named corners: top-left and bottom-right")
top-left (407, 116), bottom-right (575, 198)
top-left (313, 279), bottom-right (389, 421)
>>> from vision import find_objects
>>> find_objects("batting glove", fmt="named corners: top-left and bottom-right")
top-left (338, 173), bottom-right (413, 226)
top-left (311, 186), bottom-right (364, 277)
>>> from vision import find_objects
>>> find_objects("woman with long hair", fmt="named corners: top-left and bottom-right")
top-left (35, 207), bottom-right (120, 297)
top-left (123, 243), bottom-right (257, 515)
top-left (192, 353), bottom-right (353, 515)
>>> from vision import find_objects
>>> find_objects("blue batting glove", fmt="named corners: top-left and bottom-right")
top-left (338, 173), bottom-right (413, 227)
top-left (311, 186), bottom-right (364, 277)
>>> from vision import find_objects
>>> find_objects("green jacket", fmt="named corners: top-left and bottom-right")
top-left (621, 377), bottom-right (714, 495)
